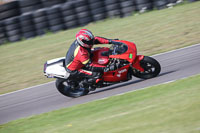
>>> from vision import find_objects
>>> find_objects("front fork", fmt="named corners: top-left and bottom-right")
top-left (132, 55), bottom-right (145, 72)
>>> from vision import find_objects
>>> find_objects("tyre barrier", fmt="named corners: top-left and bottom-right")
top-left (33, 8), bottom-right (49, 35)
top-left (0, 21), bottom-right (7, 44)
top-left (135, 0), bottom-right (153, 12)
top-left (20, 12), bottom-right (37, 39)
top-left (0, 0), bottom-right (199, 45)
top-left (19, 0), bottom-right (43, 14)
top-left (62, 2), bottom-right (79, 29)
top-left (0, 1), bottom-right (20, 21)
top-left (4, 16), bottom-right (21, 42)
top-left (120, 0), bottom-right (136, 17)
top-left (46, 5), bottom-right (65, 32)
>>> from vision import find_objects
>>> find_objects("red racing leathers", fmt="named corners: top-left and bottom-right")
top-left (65, 36), bottom-right (110, 77)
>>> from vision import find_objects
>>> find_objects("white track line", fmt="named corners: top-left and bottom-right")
top-left (0, 43), bottom-right (200, 97)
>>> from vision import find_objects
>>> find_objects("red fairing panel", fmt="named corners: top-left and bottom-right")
top-left (132, 55), bottom-right (144, 72)
top-left (91, 47), bottom-right (110, 66)
top-left (103, 65), bottom-right (130, 82)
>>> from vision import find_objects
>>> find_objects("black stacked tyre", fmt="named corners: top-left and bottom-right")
top-left (19, 0), bottom-right (43, 14)
top-left (104, 0), bottom-right (121, 18)
top-left (20, 13), bottom-right (36, 39)
top-left (75, 0), bottom-right (93, 26)
top-left (4, 17), bottom-right (21, 42)
top-left (0, 21), bottom-right (7, 45)
top-left (88, 0), bottom-right (106, 21)
top-left (46, 5), bottom-right (65, 32)
top-left (168, 0), bottom-right (178, 3)
top-left (153, 0), bottom-right (169, 10)
top-left (41, 0), bottom-right (65, 8)
top-left (33, 8), bottom-right (49, 35)
top-left (0, 1), bottom-right (20, 20)
top-left (119, 0), bottom-right (136, 17)
top-left (135, 0), bottom-right (153, 12)
top-left (61, 2), bottom-right (79, 29)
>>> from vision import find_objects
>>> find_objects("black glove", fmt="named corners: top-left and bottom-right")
top-left (109, 40), bottom-right (123, 46)
top-left (108, 39), bottom-right (119, 44)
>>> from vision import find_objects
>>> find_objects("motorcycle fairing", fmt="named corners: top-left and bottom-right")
top-left (91, 47), bottom-right (109, 65)
top-left (44, 57), bottom-right (70, 79)
top-left (102, 65), bottom-right (130, 82)
top-left (132, 55), bottom-right (145, 72)
top-left (109, 40), bottom-right (137, 63)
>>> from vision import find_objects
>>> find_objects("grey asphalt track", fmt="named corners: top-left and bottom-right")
top-left (0, 44), bottom-right (200, 124)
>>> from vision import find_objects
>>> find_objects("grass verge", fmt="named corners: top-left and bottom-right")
top-left (0, 2), bottom-right (200, 94)
top-left (0, 74), bottom-right (200, 133)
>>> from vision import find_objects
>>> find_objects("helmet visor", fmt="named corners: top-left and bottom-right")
top-left (82, 39), bottom-right (94, 46)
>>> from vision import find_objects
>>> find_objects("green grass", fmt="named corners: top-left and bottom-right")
top-left (0, 2), bottom-right (200, 94)
top-left (0, 74), bottom-right (200, 133)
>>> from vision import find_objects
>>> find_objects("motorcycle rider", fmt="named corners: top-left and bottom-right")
top-left (65, 29), bottom-right (119, 89)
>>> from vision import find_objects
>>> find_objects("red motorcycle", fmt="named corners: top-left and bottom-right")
top-left (44, 40), bottom-right (161, 97)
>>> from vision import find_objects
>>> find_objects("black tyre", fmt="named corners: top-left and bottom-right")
top-left (77, 11), bottom-right (91, 18)
top-left (93, 13), bottom-right (105, 21)
top-left (0, 9), bottom-right (20, 20)
top-left (61, 2), bottom-right (74, 11)
top-left (6, 29), bottom-right (21, 36)
top-left (46, 5), bottom-right (61, 14)
top-left (42, 0), bottom-right (65, 8)
top-left (91, 7), bottom-right (105, 15)
top-left (105, 3), bottom-right (120, 11)
top-left (20, 4), bottom-right (42, 14)
top-left (33, 8), bottom-right (47, 18)
top-left (47, 13), bottom-right (62, 20)
top-left (78, 17), bottom-right (93, 26)
top-left (4, 16), bottom-right (19, 25)
top-left (64, 20), bottom-right (79, 29)
top-left (8, 35), bottom-right (21, 42)
top-left (107, 10), bottom-right (121, 17)
top-left (154, 0), bottom-right (169, 10)
top-left (56, 78), bottom-right (89, 98)
top-left (63, 15), bottom-right (77, 22)
top-left (23, 31), bottom-right (36, 39)
top-left (74, 0), bottom-right (88, 7)
top-left (20, 19), bottom-right (33, 25)
top-left (19, 0), bottom-right (41, 7)
top-left (62, 9), bottom-right (75, 16)
top-left (75, 5), bottom-right (89, 12)
top-left (132, 56), bottom-right (161, 79)
top-left (121, 6), bottom-right (136, 14)
top-left (48, 18), bottom-right (63, 26)
top-left (33, 16), bottom-right (47, 23)
top-left (89, 1), bottom-right (104, 10)
top-left (35, 21), bottom-right (48, 29)
top-left (21, 26), bottom-right (35, 32)
top-left (104, 0), bottom-right (119, 5)
top-left (5, 23), bottom-right (20, 31)
top-left (120, 1), bottom-right (134, 8)
top-left (0, 1), bottom-right (19, 12)
top-left (36, 29), bottom-right (47, 35)
top-left (20, 12), bottom-right (32, 21)
top-left (49, 24), bottom-right (65, 32)
top-left (136, 3), bottom-right (153, 11)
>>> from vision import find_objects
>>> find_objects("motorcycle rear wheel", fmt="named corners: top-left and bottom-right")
top-left (55, 78), bottom-right (89, 98)
top-left (132, 56), bottom-right (161, 79)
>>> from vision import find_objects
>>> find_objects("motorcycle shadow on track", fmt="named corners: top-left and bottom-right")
top-left (89, 70), bottom-right (176, 95)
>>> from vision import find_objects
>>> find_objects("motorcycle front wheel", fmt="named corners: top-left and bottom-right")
top-left (132, 56), bottom-right (161, 79)
top-left (55, 78), bottom-right (89, 98)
